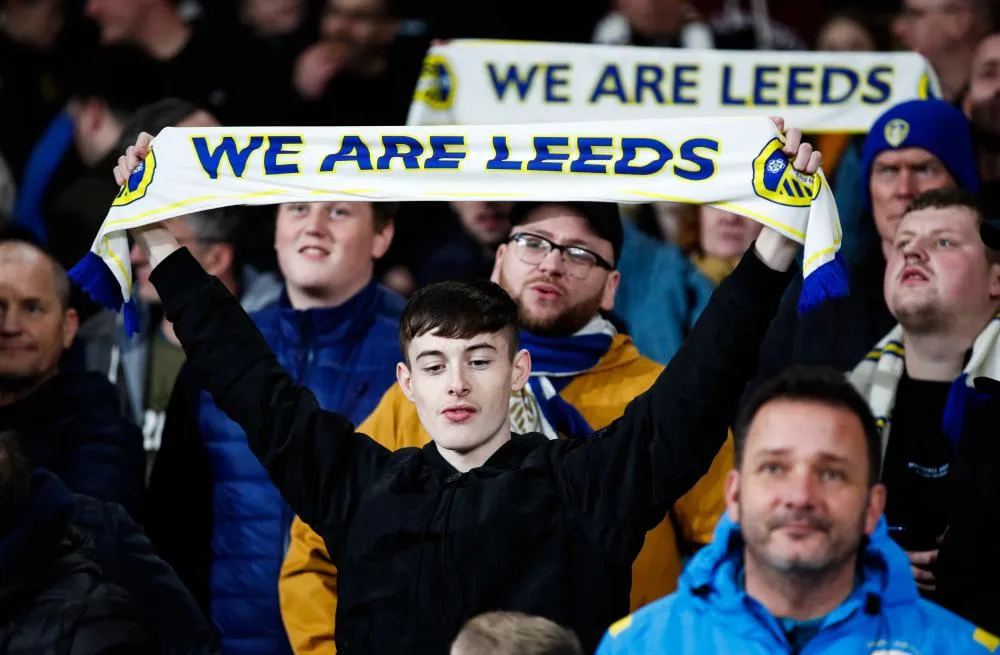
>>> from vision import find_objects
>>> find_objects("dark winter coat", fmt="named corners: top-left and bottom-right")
top-left (151, 246), bottom-right (791, 654)
top-left (0, 372), bottom-right (145, 519)
top-left (0, 470), bottom-right (151, 655)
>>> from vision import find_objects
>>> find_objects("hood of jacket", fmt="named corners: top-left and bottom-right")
top-left (679, 514), bottom-right (919, 624)
top-left (0, 469), bottom-right (76, 591)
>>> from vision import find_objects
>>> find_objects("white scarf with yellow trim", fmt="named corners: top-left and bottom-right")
top-left (68, 118), bottom-right (844, 335)
top-left (847, 314), bottom-right (1000, 469)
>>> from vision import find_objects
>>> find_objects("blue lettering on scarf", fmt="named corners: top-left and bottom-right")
top-left (193, 135), bottom-right (265, 179)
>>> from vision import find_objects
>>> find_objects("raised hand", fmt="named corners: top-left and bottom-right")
top-left (113, 132), bottom-right (154, 186)
top-left (753, 117), bottom-right (824, 272)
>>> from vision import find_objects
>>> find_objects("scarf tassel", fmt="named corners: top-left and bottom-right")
top-left (69, 252), bottom-right (142, 337)
top-left (69, 252), bottom-right (122, 313)
top-left (797, 252), bottom-right (850, 315)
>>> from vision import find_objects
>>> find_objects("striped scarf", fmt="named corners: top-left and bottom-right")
top-left (509, 316), bottom-right (616, 440)
top-left (847, 313), bottom-right (1000, 472)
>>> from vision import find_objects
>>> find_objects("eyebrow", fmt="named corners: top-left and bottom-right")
top-left (414, 342), bottom-right (498, 361)
top-left (751, 449), bottom-right (851, 465)
top-left (814, 453), bottom-right (851, 465)
top-left (522, 228), bottom-right (599, 251)
top-left (895, 228), bottom-right (963, 239)
top-left (753, 448), bottom-right (791, 458)
top-left (876, 157), bottom-right (937, 169)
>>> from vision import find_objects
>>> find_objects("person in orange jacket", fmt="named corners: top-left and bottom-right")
top-left (278, 201), bottom-right (734, 654)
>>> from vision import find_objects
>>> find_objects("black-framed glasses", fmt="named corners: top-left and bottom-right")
top-left (507, 232), bottom-right (613, 279)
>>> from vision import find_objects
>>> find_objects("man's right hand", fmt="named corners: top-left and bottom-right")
top-left (753, 116), bottom-right (823, 273)
top-left (293, 42), bottom-right (346, 101)
top-left (113, 132), bottom-right (154, 186)
top-left (112, 132), bottom-right (181, 269)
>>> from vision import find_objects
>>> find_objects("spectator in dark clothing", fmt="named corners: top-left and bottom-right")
top-left (847, 189), bottom-right (1000, 633)
top-left (963, 33), bottom-right (1000, 184)
top-left (17, 47), bottom-right (158, 272)
top-left (83, 0), bottom-right (288, 125)
top-left (291, 0), bottom-right (428, 125)
top-left (143, 200), bottom-right (400, 653)
top-left (0, 234), bottom-right (144, 517)
top-left (14, 90), bottom-right (221, 327)
top-left (72, 492), bottom-right (220, 655)
top-left (123, 130), bottom-right (820, 654)
top-left (413, 202), bottom-right (514, 288)
top-left (894, 0), bottom-right (991, 102)
top-left (0, 433), bottom-right (151, 655)
top-left (0, 0), bottom-right (69, 185)
top-left (749, 99), bottom-right (980, 399)
top-left (234, 0), bottom-right (316, 100)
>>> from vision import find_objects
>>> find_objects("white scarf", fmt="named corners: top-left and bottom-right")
top-left (407, 40), bottom-right (941, 133)
top-left (70, 118), bottom-right (844, 334)
top-left (848, 314), bottom-right (1000, 470)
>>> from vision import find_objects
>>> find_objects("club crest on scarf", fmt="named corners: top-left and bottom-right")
top-left (752, 138), bottom-right (821, 207)
top-left (883, 118), bottom-right (910, 148)
top-left (112, 149), bottom-right (157, 207)
top-left (413, 54), bottom-right (457, 112)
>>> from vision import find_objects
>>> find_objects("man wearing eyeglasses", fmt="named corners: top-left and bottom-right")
top-left (279, 201), bottom-right (732, 655)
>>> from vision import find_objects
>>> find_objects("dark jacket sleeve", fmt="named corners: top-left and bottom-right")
top-left (62, 379), bottom-right (146, 521)
top-left (67, 583), bottom-right (153, 655)
top-left (556, 249), bottom-right (792, 561)
top-left (741, 271), bottom-right (804, 407)
top-left (150, 248), bottom-right (391, 548)
top-left (143, 362), bottom-right (213, 614)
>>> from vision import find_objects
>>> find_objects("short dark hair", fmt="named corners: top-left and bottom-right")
top-left (0, 226), bottom-right (71, 309)
top-left (71, 46), bottom-right (155, 119)
top-left (451, 612), bottom-right (583, 655)
top-left (372, 202), bottom-right (398, 231)
top-left (904, 187), bottom-right (1000, 264)
top-left (120, 97), bottom-right (201, 144)
top-left (734, 367), bottom-right (882, 486)
top-left (0, 431), bottom-right (31, 534)
top-left (399, 278), bottom-right (519, 365)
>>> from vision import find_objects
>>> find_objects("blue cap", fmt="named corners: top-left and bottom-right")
top-left (861, 99), bottom-right (980, 210)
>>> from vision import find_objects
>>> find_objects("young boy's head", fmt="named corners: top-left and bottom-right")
top-left (450, 611), bottom-right (583, 655)
top-left (396, 279), bottom-right (530, 465)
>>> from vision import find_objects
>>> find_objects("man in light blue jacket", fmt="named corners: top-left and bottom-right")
top-left (598, 366), bottom-right (998, 654)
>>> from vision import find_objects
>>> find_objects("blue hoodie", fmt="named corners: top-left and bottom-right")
top-left (597, 515), bottom-right (998, 654)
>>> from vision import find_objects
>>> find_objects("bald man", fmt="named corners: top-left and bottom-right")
top-left (0, 232), bottom-right (144, 517)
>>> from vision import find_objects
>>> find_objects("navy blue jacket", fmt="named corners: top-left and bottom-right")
top-left (145, 281), bottom-right (404, 655)
top-left (0, 470), bottom-right (151, 654)
top-left (72, 493), bottom-right (219, 655)
top-left (0, 372), bottom-right (145, 519)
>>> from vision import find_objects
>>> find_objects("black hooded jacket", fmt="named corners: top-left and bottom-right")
top-left (0, 470), bottom-right (151, 655)
top-left (151, 246), bottom-right (792, 654)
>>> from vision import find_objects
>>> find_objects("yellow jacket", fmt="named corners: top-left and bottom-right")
top-left (279, 334), bottom-right (733, 654)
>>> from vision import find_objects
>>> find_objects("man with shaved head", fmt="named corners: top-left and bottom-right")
top-left (0, 228), bottom-right (144, 517)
